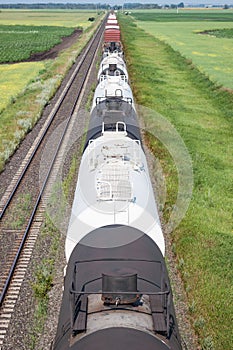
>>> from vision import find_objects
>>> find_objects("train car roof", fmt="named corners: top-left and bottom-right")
top-left (53, 227), bottom-right (180, 350)
top-left (105, 25), bottom-right (120, 30)
top-left (85, 99), bottom-right (140, 147)
top-left (69, 225), bottom-right (164, 262)
top-left (91, 76), bottom-right (135, 113)
top-left (66, 226), bottom-right (167, 299)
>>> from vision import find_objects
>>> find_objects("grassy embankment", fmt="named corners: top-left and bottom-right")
top-left (133, 9), bottom-right (233, 90)
top-left (0, 10), bottom-right (105, 172)
top-left (118, 13), bottom-right (233, 350)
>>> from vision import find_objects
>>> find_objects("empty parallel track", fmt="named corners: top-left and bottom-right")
top-left (0, 16), bottom-right (106, 348)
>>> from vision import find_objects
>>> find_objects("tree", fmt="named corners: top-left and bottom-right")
top-left (178, 2), bottom-right (184, 7)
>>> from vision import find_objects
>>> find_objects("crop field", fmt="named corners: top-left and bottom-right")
top-left (0, 25), bottom-right (74, 63)
top-left (119, 11), bottom-right (233, 350)
top-left (131, 9), bottom-right (233, 89)
top-left (0, 9), bottom-right (99, 108)
top-left (0, 10), bottom-right (104, 171)
top-left (0, 9), bottom-right (98, 114)
top-left (0, 9), bottom-right (99, 87)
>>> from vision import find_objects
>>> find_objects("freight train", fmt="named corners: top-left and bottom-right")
top-left (52, 13), bottom-right (183, 350)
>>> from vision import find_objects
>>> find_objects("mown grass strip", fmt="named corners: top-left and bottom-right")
top-left (134, 16), bottom-right (233, 90)
top-left (119, 14), bottom-right (233, 350)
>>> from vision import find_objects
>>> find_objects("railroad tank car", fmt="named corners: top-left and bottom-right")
top-left (105, 24), bottom-right (120, 30)
top-left (97, 53), bottom-right (128, 81)
top-left (52, 13), bottom-right (183, 350)
top-left (65, 120), bottom-right (164, 261)
top-left (85, 93), bottom-right (140, 145)
top-left (52, 227), bottom-right (182, 350)
top-left (108, 13), bottom-right (117, 20)
top-left (107, 19), bottom-right (118, 25)
top-left (102, 41), bottom-right (123, 57)
top-left (91, 75), bottom-right (134, 113)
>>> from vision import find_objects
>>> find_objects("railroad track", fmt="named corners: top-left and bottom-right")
top-left (0, 16), bottom-right (106, 348)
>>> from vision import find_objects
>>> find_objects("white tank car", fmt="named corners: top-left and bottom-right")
top-left (108, 14), bottom-right (117, 20)
top-left (105, 25), bottom-right (120, 30)
top-left (91, 75), bottom-right (135, 112)
top-left (65, 123), bottom-right (165, 261)
top-left (97, 53), bottom-right (128, 81)
top-left (102, 46), bottom-right (124, 59)
top-left (107, 19), bottom-right (118, 25)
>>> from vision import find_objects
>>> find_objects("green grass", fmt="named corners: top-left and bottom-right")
top-left (130, 10), bottom-right (233, 90)
top-left (0, 62), bottom-right (45, 111)
top-left (6, 193), bottom-right (32, 229)
top-left (30, 215), bottom-right (61, 349)
top-left (119, 14), bottom-right (233, 349)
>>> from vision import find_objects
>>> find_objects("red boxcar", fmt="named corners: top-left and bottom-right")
top-left (104, 28), bottom-right (121, 42)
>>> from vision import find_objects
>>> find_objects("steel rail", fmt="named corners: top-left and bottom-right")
top-left (0, 16), bottom-right (106, 221)
top-left (0, 16), bottom-right (106, 307)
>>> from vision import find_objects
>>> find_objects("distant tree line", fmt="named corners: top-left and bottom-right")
top-left (122, 2), bottom-right (184, 9)
top-left (123, 3), bottom-right (162, 9)
top-left (0, 3), bottom-right (109, 9)
top-left (0, 2), bottom-right (231, 10)
top-left (0, 2), bottom-right (184, 10)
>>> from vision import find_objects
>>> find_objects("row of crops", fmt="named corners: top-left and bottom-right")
top-left (0, 25), bottom-right (75, 63)
top-left (201, 28), bottom-right (233, 38)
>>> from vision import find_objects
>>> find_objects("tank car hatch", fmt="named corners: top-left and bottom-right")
top-left (102, 269), bottom-right (140, 305)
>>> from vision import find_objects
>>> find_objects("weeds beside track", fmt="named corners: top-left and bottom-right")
top-left (119, 14), bottom-right (233, 350)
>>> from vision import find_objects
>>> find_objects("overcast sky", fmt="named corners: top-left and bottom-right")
top-left (0, 0), bottom-right (232, 6)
